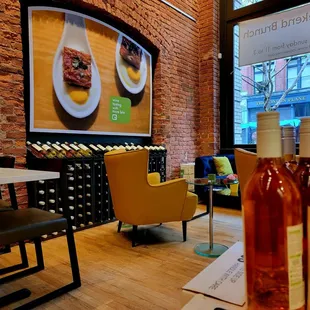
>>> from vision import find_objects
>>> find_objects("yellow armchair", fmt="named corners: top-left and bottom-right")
top-left (104, 149), bottom-right (198, 246)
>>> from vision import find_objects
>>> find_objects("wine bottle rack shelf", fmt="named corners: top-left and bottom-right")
top-left (26, 148), bottom-right (167, 239)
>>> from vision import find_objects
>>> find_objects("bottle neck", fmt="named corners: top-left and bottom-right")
top-left (282, 137), bottom-right (296, 158)
top-left (257, 129), bottom-right (282, 158)
top-left (300, 132), bottom-right (310, 158)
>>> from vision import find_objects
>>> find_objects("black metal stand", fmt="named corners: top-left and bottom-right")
top-left (132, 225), bottom-right (138, 247)
top-left (182, 221), bottom-right (187, 241)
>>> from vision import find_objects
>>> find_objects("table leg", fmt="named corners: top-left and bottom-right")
top-left (193, 184), bottom-right (229, 258)
top-left (209, 184), bottom-right (213, 250)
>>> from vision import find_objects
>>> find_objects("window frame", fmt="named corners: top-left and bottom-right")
top-left (220, 0), bottom-right (310, 153)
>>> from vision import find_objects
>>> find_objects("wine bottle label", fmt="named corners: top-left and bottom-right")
top-left (52, 144), bottom-right (62, 151)
top-left (89, 144), bottom-right (99, 151)
top-left (61, 144), bottom-right (70, 151)
top-left (78, 144), bottom-right (89, 151)
top-left (97, 144), bottom-right (106, 151)
top-left (42, 144), bottom-right (51, 151)
top-left (70, 144), bottom-right (80, 151)
top-left (287, 224), bottom-right (305, 309)
top-left (32, 144), bottom-right (43, 152)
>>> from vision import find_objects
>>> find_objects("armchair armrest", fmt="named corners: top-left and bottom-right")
top-left (147, 172), bottom-right (161, 185)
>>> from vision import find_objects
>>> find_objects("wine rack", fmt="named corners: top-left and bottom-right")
top-left (26, 145), bottom-right (167, 239)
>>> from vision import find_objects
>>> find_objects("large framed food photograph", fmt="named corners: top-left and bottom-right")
top-left (27, 6), bottom-right (152, 136)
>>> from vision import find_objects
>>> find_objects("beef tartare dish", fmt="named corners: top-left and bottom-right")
top-left (120, 37), bottom-right (142, 70)
top-left (63, 47), bottom-right (92, 89)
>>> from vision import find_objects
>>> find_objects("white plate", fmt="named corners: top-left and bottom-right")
top-left (115, 35), bottom-right (147, 95)
top-left (53, 13), bottom-right (101, 119)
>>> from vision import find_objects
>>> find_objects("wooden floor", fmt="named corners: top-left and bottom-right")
top-left (0, 205), bottom-right (243, 309)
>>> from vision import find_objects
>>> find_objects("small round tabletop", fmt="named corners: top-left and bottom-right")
top-left (187, 177), bottom-right (238, 185)
top-left (186, 178), bottom-right (238, 191)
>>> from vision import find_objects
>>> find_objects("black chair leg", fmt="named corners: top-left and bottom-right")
top-left (34, 238), bottom-right (44, 270)
top-left (132, 225), bottom-right (138, 247)
top-left (117, 221), bottom-right (122, 233)
top-left (0, 240), bottom-right (44, 285)
top-left (19, 241), bottom-right (29, 268)
top-left (66, 225), bottom-right (81, 286)
top-left (0, 242), bottom-right (29, 276)
top-left (13, 226), bottom-right (81, 310)
top-left (182, 221), bottom-right (187, 242)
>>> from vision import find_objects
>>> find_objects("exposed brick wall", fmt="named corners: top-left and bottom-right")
top-left (0, 0), bottom-right (220, 205)
top-left (198, 0), bottom-right (220, 155)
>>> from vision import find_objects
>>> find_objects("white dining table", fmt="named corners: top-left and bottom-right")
top-left (0, 168), bottom-right (59, 185)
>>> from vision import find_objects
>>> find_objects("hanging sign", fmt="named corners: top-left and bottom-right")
top-left (239, 4), bottom-right (310, 66)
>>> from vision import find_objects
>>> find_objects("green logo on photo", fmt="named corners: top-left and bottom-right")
top-left (110, 97), bottom-right (131, 123)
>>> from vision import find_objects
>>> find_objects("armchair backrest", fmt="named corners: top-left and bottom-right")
top-left (104, 149), bottom-right (150, 222)
top-left (234, 148), bottom-right (257, 199)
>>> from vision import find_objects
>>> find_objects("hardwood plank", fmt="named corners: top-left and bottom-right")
top-left (0, 205), bottom-right (242, 309)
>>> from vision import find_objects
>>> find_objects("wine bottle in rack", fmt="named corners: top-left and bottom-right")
top-left (57, 142), bottom-right (83, 158)
top-left (74, 142), bottom-right (93, 157)
top-left (89, 144), bottom-right (103, 156)
top-left (294, 117), bottom-right (310, 301)
top-left (243, 112), bottom-right (305, 309)
top-left (46, 142), bottom-right (66, 158)
top-left (67, 143), bottom-right (85, 158)
top-left (26, 141), bottom-right (46, 158)
top-left (52, 141), bottom-right (73, 158)
top-left (37, 142), bottom-right (60, 159)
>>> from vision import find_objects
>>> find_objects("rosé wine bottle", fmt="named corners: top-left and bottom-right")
top-left (243, 112), bottom-right (305, 309)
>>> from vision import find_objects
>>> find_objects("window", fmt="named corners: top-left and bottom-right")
top-left (287, 59), bottom-right (298, 90)
top-left (221, 0), bottom-right (310, 150)
top-left (302, 58), bottom-right (310, 88)
top-left (253, 62), bottom-right (275, 94)
top-left (253, 65), bottom-right (263, 93)
top-left (295, 103), bottom-right (310, 117)
top-left (234, 0), bottom-right (263, 10)
top-left (287, 57), bottom-right (310, 90)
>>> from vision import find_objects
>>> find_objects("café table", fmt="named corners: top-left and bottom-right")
top-left (187, 178), bottom-right (239, 258)
top-left (0, 168), bottom-right (59, 308)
